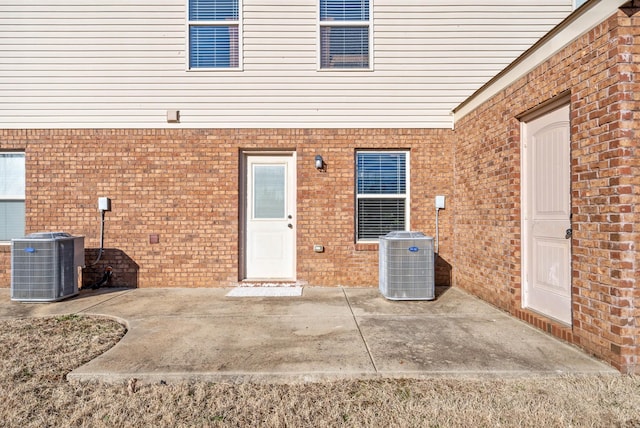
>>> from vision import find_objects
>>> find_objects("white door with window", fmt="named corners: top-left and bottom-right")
top-left (522, 104), bottom-right (572, 324)
top-left (245, 154), bottom-right (296, 280)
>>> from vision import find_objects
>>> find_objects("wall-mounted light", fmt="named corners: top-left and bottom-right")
top-left (315, 155), bottom-right (324, 171)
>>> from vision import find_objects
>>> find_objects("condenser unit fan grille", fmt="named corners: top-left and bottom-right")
top-left (379, 231), bottom-right (435, 300)
top-left (11, 233), bottom-right (84, 302)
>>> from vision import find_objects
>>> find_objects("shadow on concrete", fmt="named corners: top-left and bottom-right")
top-left (433, 284), bottom-right (451, 299)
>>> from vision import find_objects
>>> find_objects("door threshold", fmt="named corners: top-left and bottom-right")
top-left (239, 280), bottom-right (299, 287)
top-left (227, 286), bottom-right (303, 297)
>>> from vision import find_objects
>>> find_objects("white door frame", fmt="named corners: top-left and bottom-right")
top-left (241, 152), bottom-right (296, 281)
top-left (521, 103), bottom-right (572, 325)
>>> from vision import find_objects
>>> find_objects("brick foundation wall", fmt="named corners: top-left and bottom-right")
top-left (0, 128), bottom-right (454, 289)
top-left (454, 9), bottom-right (639, 374)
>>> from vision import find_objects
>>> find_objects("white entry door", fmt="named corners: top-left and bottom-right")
top-left (522, 104), bottom-right (572, 324)
top-left (245, 154), bottom-right (296, 280)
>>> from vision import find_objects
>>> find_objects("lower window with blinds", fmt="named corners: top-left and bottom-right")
top-left (0, 152), bottom-right (25, 242)
top-left (355, 151), bottom-right (409, 241)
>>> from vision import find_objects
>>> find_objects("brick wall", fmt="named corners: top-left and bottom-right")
top-left (0, 128), bottom-right (454, 289)
top-left (0, 247), bottom-right (8, 285)
top-left (454, 9), bottom-right (639, 374)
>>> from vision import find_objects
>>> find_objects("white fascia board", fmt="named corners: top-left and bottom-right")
top-left (452, 0), bottom-right (628, 123)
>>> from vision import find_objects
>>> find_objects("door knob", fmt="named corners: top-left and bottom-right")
top-left (288, 223), bottom-right (293, 229)
top-left (565, 228), bottom-right (572, 239)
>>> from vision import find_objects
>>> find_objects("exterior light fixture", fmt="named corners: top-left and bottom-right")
top-left (315, 155), bottom-right (324, 170)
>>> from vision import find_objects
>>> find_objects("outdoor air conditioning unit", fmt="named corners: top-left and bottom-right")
top-left (11, 232), bottom-right (84, 302)
top-left (379, 231), bottom-right (435, 300)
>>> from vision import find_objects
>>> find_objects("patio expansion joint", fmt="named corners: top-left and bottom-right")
top-left (341, 287), bottom-right (378, 373)
top-left (75, 289), bottom-right (136, 315)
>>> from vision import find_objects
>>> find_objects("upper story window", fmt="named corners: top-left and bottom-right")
top-left (188, 0), bottom-right (240, 69)
top-left (319, 0), bottom-right (371, 70)
top-left (356, 151), bottom-right (409, 242)
top-left (0, 152), bottom-right (25, 242)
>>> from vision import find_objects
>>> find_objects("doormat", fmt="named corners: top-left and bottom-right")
top-left (226, 286), bottom-right (303, 297)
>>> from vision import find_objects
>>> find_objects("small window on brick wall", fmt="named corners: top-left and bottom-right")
top-left (0, 152), bottom-right (25, 242)
top-left (355, 151), bottom-right (409, 242)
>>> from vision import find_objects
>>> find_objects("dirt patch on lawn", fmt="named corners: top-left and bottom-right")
top-left (0, 316), bottom-right (639, 427)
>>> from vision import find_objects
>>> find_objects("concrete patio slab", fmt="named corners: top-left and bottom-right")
top-left (0, 286), bottom-right (617, 384)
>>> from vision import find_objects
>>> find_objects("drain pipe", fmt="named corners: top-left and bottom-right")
top-left (435, 196), bottom-right (445, 255)
top-left (435, 207), bottom-right (440, 255)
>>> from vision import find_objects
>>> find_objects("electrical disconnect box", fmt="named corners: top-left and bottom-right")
top-left (435, 195), bottom-right (445, 209)
top-left (98, 197), bottom-right (111, 212)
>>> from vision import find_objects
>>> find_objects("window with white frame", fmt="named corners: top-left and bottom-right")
top-left (0, 152), bottom-right (25, 242)
top-left (319, 0), bottom-right (371, 69)
top-left (188, 0), bottom-right (240, 69)
top-left (356, 151), bottom-right (409, 241)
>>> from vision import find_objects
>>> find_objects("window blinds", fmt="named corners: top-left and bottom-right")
top-left (357, 199), bottom-right (405, 240)
top-left (189, 0), bottom-right (239, 68)
top-left (356, 152), bottom-right (406, 195)
top-left (189, 26), bottom-right (239, 68)
top-left (356, 152), bottom-right (407, 240)
top-left (0, 153), bottom-right (25, 241)
top-left (189, 0), bottom-right (238, 21)
top-left (320, 27), bottom-right (369, 69)
top-left (320, 0), bottom-right (369, 21)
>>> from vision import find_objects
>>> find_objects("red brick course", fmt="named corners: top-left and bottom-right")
top-left (454, 9), bottom-right (639, 374)
top-left (0, 128), bottom-right (454, 289)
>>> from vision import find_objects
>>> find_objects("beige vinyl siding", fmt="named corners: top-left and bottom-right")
top-left (455, 0), bottom-right (626, 121)
top-left (0, 0), bottom-right (572, 129)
